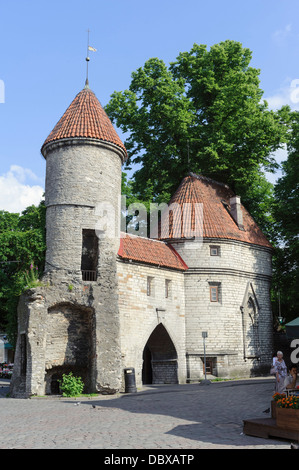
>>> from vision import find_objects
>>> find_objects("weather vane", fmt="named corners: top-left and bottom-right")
top-left (85, 29), bottom-right (97, 88)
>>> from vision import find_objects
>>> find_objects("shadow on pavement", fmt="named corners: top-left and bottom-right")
top-left (63, 378), bottom-right (282, 447)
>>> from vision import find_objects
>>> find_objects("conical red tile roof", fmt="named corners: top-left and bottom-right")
top-left (41, 87), bottom-right (127, 159)
top-left (159, 173), bottom-right (272, 248)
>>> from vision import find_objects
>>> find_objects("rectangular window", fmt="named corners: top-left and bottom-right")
top-left (210, 286), bottom-right (218, 302)
top-left (210, 246), bottom-right (220, 256)
top-left (165, 279), bottom-right (171, 298)
top-left (147, 276), bottom-right (154, 296)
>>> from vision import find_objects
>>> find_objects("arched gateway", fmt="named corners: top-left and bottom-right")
top-left (142, 324), bottom-right (178, 385)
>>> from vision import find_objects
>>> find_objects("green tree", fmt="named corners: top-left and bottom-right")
top-left (0, 201), bottom-right (46, 343)
top-left (272, 112), bottom-right (299, 322)
top-left (108, 57), bottom-right (193, 204)
top-left (106, 40), bottom-right (290, 231)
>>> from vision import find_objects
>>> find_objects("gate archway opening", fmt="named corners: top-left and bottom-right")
top-left (45, 302), bottom-right (95, 394)
top-left (142, 324), bottom-right (178, 385)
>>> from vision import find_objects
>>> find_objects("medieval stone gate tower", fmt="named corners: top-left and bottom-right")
top-left (10, 81), bottom-right (274, 397)
top-left (10, 84), bottom-right (127, 397)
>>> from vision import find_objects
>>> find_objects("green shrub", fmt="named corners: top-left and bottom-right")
top-left (59, 372), bottom-right (84, 397)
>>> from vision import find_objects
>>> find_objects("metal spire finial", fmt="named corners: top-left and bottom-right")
top-left (85, 29), bottom-right (97, 88)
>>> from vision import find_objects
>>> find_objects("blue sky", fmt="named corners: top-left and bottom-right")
top-left (0, 0), bottom-right (298, 212)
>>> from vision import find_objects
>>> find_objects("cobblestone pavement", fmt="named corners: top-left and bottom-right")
top-left (0, 377), bottom-right (293, 450)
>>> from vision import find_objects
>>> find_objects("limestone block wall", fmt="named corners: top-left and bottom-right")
top-left (171, 237), bottom-right (272, 277)
top-left (170, 238), bottom-right (273, 379)
top-left (10, 277), bottom-right (123, 397)
top-left (117, 259), bottom-right (186, 388)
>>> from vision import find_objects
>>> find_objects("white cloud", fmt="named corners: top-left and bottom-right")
top-left (264, 78), bottom-right (299, 111)
top-left (0, 165), bottom-right (44, 213)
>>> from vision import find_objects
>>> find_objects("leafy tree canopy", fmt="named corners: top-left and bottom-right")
top-left (272, 112), bottom-right (299, 321)
top-left (0, 201), bottom-right (46, 343)
top-left (106, 40), bottom-right (290, 233)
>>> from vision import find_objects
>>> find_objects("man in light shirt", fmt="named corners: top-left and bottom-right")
top-left (284, 365), bottom-right (298, 392)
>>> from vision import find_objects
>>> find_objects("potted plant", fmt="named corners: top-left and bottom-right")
top-left (271, 393), bottom-right (286, 418)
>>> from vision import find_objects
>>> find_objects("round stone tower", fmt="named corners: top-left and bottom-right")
top-left (10, 84), bottom-right (127, 397)
top-left (41, 83), bottom-right (127, 282)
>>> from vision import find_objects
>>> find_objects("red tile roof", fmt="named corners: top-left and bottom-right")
top-left (118, 233), bottom-right (188, 271)
top-left (41, 87), bottom-right (127, 160)
top-left (159, 173), bottom-right (272, 248)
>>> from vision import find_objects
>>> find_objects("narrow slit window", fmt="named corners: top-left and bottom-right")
top-left (147, 276), bottom-right (154, 296)
top-left (165, 279), bottom-right (171, 298)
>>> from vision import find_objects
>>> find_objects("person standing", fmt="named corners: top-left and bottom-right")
top-left (274, 351), bottom-right (288, 393)
top-left (284, 365), bottom-right (298, 391)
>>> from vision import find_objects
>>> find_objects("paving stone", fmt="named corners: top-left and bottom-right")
top-left (0, 377), bottom-right (292, 449)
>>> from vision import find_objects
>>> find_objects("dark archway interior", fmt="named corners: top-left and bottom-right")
top-left (142, 324), bottom-right (178, 385)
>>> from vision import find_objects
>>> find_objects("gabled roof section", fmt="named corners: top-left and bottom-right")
top-left (160, 173), bottom-right (272, 249)
top-left (41, 87), bottom-right (127, 160)
top-left (118, 233), bottom-right (188, 271)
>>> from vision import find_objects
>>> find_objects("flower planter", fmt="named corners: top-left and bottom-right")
top-left (276, 407), bottom-right (299, 431)
top-left (271, 400), bottom-right (277, 418)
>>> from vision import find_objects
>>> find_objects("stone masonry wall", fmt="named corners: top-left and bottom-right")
top-left (117, 258), bottom-right (186, 388)
top-left (170, 238), bottom-right (273, 379)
